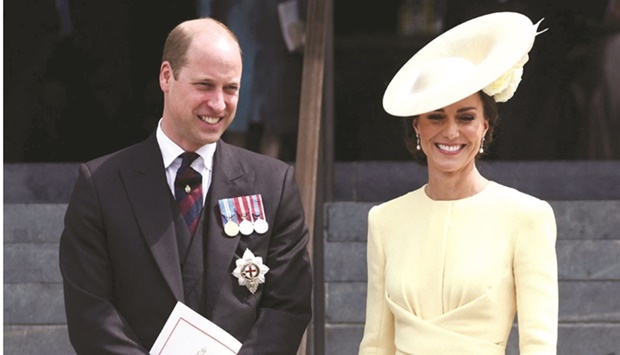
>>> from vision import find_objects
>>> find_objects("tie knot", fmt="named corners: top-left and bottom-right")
top-left (179, 152), bottom-right (200, 169)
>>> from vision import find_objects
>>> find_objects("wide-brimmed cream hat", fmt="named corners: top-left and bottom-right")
top-left (383, 12), bottom-right (543, 117)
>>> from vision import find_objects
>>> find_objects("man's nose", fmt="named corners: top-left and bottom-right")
top-left (207, 90), bottom-right (226, 112)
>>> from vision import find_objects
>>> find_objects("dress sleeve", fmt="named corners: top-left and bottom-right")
top-left (514, 200), bottom-right (558, 354)
top-left (359, 206), bottom-right (396, 355)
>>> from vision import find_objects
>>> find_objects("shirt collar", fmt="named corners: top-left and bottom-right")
top-left (156, 119), bottom-right (216, 171)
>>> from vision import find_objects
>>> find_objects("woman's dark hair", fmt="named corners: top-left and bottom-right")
top-left (402, 91), bottom-right (499, 165)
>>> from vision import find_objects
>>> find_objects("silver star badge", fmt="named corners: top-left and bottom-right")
top-left (232, 249), bottom-right (269, 294)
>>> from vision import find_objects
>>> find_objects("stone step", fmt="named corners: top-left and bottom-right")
top-left (326, 281), bottom-right (620, 324)
top-left (325, 201), bottom-right (620, 242)
top-left (4, 163), bottom-right (78, 203)
top-left (4, 243), bottom-right (62, 284)
top-left (325, 240), bottom-right (620, 282)
top-left (4, 284), bottom-right (65, 325)
top-left (5, 161), bottom-right (620, 203)
top-left (4, 325), bottom-right (74, 355)
top-left (322, 199), bottom-right (620, 354)
top-left (5, 194), bottom-right (620, 354)
top-left (334, 160), bottom-right (620, 201)
top-left (325, 323), bottom-right (620, 355)
top-left (3, 203), bottom-right (67, 243)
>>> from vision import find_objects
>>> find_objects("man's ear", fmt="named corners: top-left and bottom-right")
top-left (159, 62), bottom-right (173, 92)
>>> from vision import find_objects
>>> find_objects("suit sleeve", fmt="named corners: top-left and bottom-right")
top-left (59, 164), bottom-right (148, 354)
top-left (237, 165), bottom-right (313, 355)
top-left (359, 206), bottom-right (396, 354)
top-left (514, 200), bottom-right (559, 354)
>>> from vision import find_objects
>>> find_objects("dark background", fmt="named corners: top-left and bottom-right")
top-left (332, 0), bottom-right (620, 161)
top-left (4, 0), bottom-right (619, 162)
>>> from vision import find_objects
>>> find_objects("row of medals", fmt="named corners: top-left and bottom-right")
top-left (224, 214), bottom-right (268, 237)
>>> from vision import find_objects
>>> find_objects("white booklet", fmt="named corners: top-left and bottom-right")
top-left (150, 301), bottom-right (242, 355)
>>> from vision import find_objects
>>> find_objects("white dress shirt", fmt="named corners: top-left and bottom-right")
top-left (156, 119), bottom-right (216, 203)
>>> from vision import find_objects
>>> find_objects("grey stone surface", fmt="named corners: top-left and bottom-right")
top-left (4, 243), bottom-right (62, 283)
top-left (4, 162), bottom-right (620, 354)
top-left (510, 323), bottom-right (620, 355)
top-left (325, 242), bottom-right (366, 282)
top-left (324, 202), bottom-right (374, 242)
top-left (557, 240), bottom-right (620, 280)
top-left (333, 162), bottom-right (355, 201)
top-left (324, 201), bottom-right (620, 242)
top-left (353, 162), bottom-right (428, 202)
top-left (325, 281), bottom-right (620, 324)
top-left (322, 199), bottom-right (620, 353)
top-left (325, 324), bottom-right (620, 355)
top-left (4, 283), bottom-right (66, 324)
top-left (4, 325), bottom-right (75, 355)
top-left (324, 324), bottom-right (364, 355)
top-left (333, 161), bottom-right (620, 202)
top-left (3, 203), bottom-right (67, 243)
top-left (559, 281), bottom-right (620, 322)
top-left (553, 201), bottom-right (620, 240)
top-left (556, 323), bottom-right (620, 354)
top-left (325, 240), bottom-right (620, 283)
top-left (4, 163), bottom-right (78, 203)
top-left (477, 161), bottom-right (620, 201)
top-left (326, 282), bottom-right (366, 323)
top-left (7, 161), bottom-right (620, 203)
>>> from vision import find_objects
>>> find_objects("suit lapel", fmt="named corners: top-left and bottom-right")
top-left (204, 141), bottom-right (255, 313)
top-left (120, 134), bottom-right (184, 301)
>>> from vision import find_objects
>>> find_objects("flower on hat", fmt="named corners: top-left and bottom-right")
top-left (483, 54), bottom-right (529, 102)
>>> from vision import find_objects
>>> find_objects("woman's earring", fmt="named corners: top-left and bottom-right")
top-left (416, 134), bottom-right (421, 151)
top-left (479, 138), bottom-right (485, 154)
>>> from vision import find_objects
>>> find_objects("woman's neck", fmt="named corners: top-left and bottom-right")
top-left (425, 166), bottom-right (489, 201)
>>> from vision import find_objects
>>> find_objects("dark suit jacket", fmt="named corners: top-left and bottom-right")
top-left (59, 134), bottom-right (313, 354)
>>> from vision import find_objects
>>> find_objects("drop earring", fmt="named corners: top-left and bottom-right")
top-left (416, 134), bottom-right (421, 151)
top-left (479, 138), bottom-right (485, 154)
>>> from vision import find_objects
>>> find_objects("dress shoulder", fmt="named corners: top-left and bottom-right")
top-left (488, 182), bottom-right (553, 213)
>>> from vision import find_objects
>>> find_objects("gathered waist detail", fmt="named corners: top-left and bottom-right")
top-left (388, 296), bottom-right (506, 355)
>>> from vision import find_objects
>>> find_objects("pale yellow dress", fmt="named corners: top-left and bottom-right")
top-left (359, 182), bottom-right (558, 355)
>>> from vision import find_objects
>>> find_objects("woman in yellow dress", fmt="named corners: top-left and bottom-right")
top-left (359, 12), bottom-right (558, 355)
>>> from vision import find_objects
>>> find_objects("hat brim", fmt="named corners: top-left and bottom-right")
top-left (383, 12), bottom-right (539, 117)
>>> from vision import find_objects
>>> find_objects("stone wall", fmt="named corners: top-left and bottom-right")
top-left (4, 203), bottom-right (72, 354)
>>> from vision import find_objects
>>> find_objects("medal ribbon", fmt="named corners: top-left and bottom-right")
top-left (250, 194), bottom-right (261, 220)
top-left (218, 198), bottom-right (238, 225)
top-left (245, 195), bottom-right (256, 223)
top-left (226, 199), bottom-right (238, 223)
top-left (234, 197), bottom-right (248, 222)
top-left (254, 194), bottom-right (266, 221)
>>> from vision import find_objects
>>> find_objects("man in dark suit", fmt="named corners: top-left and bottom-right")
top-left (59, 18), bottom-right (312, 354)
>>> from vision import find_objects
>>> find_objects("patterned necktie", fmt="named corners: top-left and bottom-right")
top-left (174, 152), bottom-right (203, 235)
